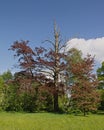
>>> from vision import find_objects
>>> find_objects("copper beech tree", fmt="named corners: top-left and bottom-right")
top-left (9, 24), bottom-right (66, 112)
top-left (66, 49), bottom-right (100, 116)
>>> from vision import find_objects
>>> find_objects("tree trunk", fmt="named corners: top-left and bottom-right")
top-left (53, 23), bottom-right (60, 112)
top-left (83, 108), bottom-right (86, 116)
top-left (54, 91), bottom-right (59, 112)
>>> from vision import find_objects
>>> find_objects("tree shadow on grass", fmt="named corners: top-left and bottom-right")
top-left (96, 111), bottom-right (104, 115)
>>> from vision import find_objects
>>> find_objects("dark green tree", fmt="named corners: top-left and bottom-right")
top-left (97, 61), bottom-right (104, 110)
top-left (2, 70), bottom-right (13, 81)
top-left (97, 61), bottom-right (104, 89)
top-left (98, 89), bottom-right (104, 111)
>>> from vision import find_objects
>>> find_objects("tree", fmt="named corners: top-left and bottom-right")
top-left (43, 24), bottom-right (66, 112)
top-left (66, 49), bottom-right (100, 116)
top-left (97, 61), bottom-right (104, 89)
top-left (65, 48), bottom-right (83, 87)
top-left (1, 71), bottom-right (41, 112)
top-left (9, 24), bottom-right (66, 112)
top-left (9, 40), bottom-right (35, 77)
top-left (2, 70), bottom-right (13, 81)
top-left (97, 62), bottom-right (104, 110)
top-left (0, 71), bottom-right (13, 111)
top-left (0, 76), bottom-right (5, 109)
top-left (98, 89), bottom-right (104, 111)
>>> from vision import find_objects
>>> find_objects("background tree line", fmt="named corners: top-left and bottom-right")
top-left (0, 25), bottom-right (103, 115)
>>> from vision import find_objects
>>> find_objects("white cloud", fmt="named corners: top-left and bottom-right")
top-left (66, 37), bottom-right (104, 63)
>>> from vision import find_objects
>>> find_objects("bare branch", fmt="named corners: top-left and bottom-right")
top-left (42, 40), bottom-right (55, 48)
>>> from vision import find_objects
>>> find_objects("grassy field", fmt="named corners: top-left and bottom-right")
top-left (0, 112), bottom-right (103, 130)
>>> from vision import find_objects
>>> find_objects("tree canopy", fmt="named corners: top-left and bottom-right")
top-left (0, 25), bottom-right (101, 115)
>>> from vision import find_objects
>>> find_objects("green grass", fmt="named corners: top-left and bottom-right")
top-left (0, 112), bottom-right (103, 130)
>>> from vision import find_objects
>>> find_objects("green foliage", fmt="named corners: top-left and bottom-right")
top-left (65, 48), bottom-right (83, 86)
top-left (97, 61), bottom-right (104, 110)
top-left (1, 83), bottom-right (22, 111)
top-left (1, 74), bottom-right (54, 112)
top-left (97, 61), bottom-right (104, 89)
top-left (36, 90), bottom-right (53, 112)
top-left (98, 89), bottom-right (104, 110)
top-left (1, 77), bottom-right (34, 112)
top-left (1, 70), bottom-right (13, 81)
top-left (20, 92), bottom-right (38, 112)
top-left (0, 76), bottom-right (5, 110)
top-left (58, 95), bottom-right (70, 113)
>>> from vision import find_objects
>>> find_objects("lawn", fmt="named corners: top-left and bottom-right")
top-left (0, 112), bottom-right (103, 130)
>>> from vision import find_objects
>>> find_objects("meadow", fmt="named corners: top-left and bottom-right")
top-left (0, 112), bottom-right (103, 130)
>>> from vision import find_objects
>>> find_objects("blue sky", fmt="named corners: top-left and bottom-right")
top-left (0, 0), bottom-right (104, 73)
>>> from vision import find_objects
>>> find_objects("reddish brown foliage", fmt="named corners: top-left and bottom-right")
top-left (69, 55), bottom-right (100, 115)
top-left (9, 25), bottom-right (66, 112)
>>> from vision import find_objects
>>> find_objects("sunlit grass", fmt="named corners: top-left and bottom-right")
top-left (0, 112), bottom-right (103, 130)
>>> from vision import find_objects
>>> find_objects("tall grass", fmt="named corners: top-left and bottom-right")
top-left (0, 112), bottom-right (103, 130)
